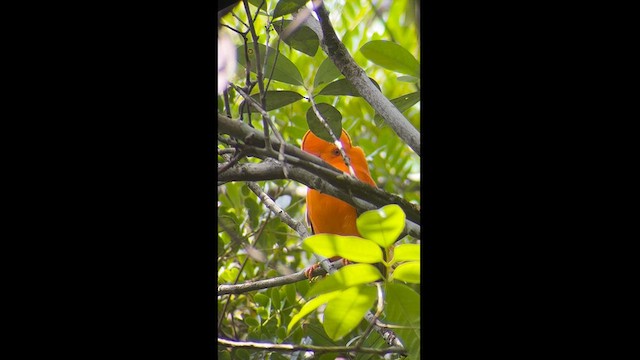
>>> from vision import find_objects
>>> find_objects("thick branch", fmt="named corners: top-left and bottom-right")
top-left (218, 337), bottom-right (407, 356)
top-left (217, 159), bottom-right (420, 239)
top-left (313, 4), bottom-right (421, 156)
top-left (218, 114), bottom-right (421, 227)
top-left (218, 113), bottom-right (333, 172)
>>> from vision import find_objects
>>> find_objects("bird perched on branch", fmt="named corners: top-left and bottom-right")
top-left (301, 129), bottom-right (377, 278)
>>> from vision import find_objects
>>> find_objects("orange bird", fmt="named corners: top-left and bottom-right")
top-left (301, 129), bottom-right (376, 276)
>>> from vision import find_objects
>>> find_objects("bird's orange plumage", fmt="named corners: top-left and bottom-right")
top-left (301, 129), bottom-right (376, 237)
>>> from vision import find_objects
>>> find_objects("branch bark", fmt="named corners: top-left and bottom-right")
top-left (218, 260), bottom-right (342, 296)
top-left (218, 337), bottom-right (407, 356)
top-left (313, 3), bottom-right (421, 156)
top-left (246, 181), bottom-right (310, 239)
top-left (218, 114), bottom-right (421, 228)
top-left (217, 159), bottom-right (420, 239)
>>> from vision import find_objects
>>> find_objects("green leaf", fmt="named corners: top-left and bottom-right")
top-left (316, 77), bottom-right (381, 97)
top-left (360, 40), bottom-right (420, 77)
top-left (235, 349), bottom-right (251, 359)
top-left (397, 75), bottom-right (420, 83)
top-left (287, 291), bottom-right (341, 333)
top-left (237, 43), bottom-right (304, 86)
top-left (391, 243), bottom-right (421, 264)
top-left (393, 261), bottom-right (420, 284)
top-left (270, 287), bottom-right (282, 310)
top-left (356, 204), bottom-right (406, 248)
top-left (219, 350), bottom-right (231, 360)
top-left (254, 293), bottom-right (270, 307)
top-left (284, 283), bottom-right (297, 306)
top-left (314, 58), bottom-right (342, 88)
top-left (374, 91), bottom-right (421, 124)
top-left (385, 282), bottom-right (421, 359)
top-left (248, 0), bottom-right (265, 9)
top-left (305, 103), bottom-right (342, 143)
top-left (306, 263), bottom-right (382, 298)
top-left (239, 90), bottom-right (304, 113)
top-left (303, 234), bottom-right (384, 263)
top-left (245, 317), bottom-right (260, 327)
top-left (273, 20), bottom-right (319, 57)
top-left (323, 285), bottom-right (377, 341)
top-left (273, 0), bottom-right (308, 19)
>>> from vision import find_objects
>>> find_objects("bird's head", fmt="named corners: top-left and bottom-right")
top-left (301, 129), bottom-right (353, 166)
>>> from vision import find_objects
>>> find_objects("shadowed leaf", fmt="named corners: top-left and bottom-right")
top-left (317, 77), bottom-right (381, 97)
top-left (305, 103), bottom-right (342, 143)
top-left (360, 40), bottom-right (420, 77)
top-left (314, 57), bottom-right (342, 88)
top-left (239, 91), bottom-right (304, 113)
top-left (273, 0), bottom-right (308, 19)
top-left (237, 43), bottom-right (304, 86)
top-left (374, 91), bottom-right (421, 124)
top-left (273, 19), bottom-right (319, 57)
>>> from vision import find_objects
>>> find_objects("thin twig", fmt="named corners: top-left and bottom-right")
top-left (366, 0), bottom-right (396, 43)
top-left (218, 148), bottom-right (237, 156)
top-left (246, 181), bottom-right (309, 240)
top-left (223, 88), bottom-right (232, 118)
top-left (230, 85), bottom-right (290, 179)
top-left (230, 11), bottom-right (249, 29)
top-left (265, 18), bottom-right (283, 93)
top-left (218, 150), bottom-right (246, 174)
top-left (242, 0), bottom-right (267, 130)
top-left (221, 22), bottom-right (245, 35)
top-left (307, 92), bottom-right (357, 177)
top-left (218, 260), bottom-right (344, 295)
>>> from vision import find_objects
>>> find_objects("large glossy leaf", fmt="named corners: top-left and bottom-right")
top-left (391, 243), bottom-right (421, 264)
top-left (323, 285), bottom-right (377, 341)
top-left (392, 261), bottom-right (420, 284)
top-left (305, 103), bottom-right (342, 143)
top-left (306, 263), bottom-right (382, 298)
top-left (314, 57), bottom-right (342, 88)
top-left (273, 0), bottom-right (308, 19)
top-left (385, 282), bottom-right (421, 359)
top-left (237, 43), bottom-right (304, 86)
top-left (356, 204), bottom-right (406, 248)
top-left (287, 291), bottom-right (341, 333)
top-left (303, 234), bottom-right (383, 263)
top-left (360, 40), bottom-right (420, 77)
top-left (239, 90), bottom-right (303, 113)
top-left (273, 19), bottom-right (319, 57)
top-left (316, 77), bottom-right (381, 97)
top-left (374, 91), bottom-right (421, 123)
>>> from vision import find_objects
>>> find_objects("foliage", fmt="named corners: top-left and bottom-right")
top-left (218, 0), bottom-right (420, 358)
top-left (292, 205), bottom-right (421, 360)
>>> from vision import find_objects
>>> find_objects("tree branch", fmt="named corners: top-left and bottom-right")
top-left (218, 114), bottom-right (421, 227)
top-left (246, 181), bottom-right (309, 240)
top-left (217, 159), bottom-right (420, 239)
top-left (313, 3), bottom-right (421, 156)
top-left (218, 259), bottom-right (343, 296)
top-left (218, 337), bottom-right (407, 356)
